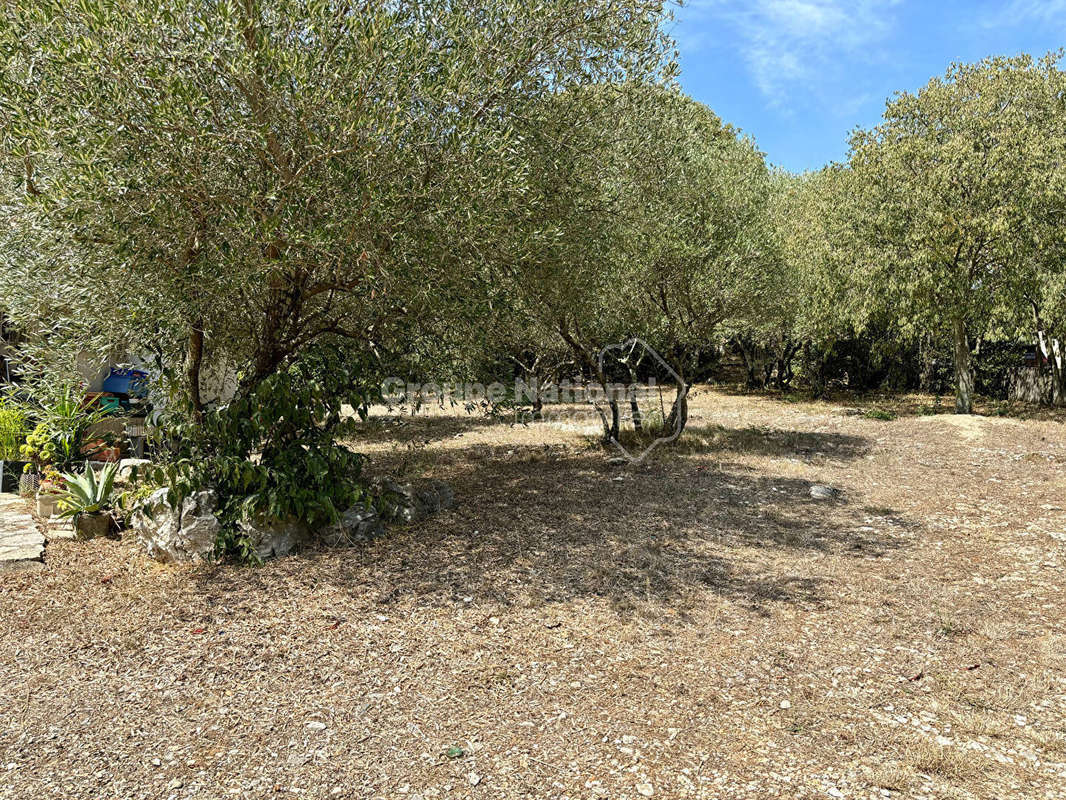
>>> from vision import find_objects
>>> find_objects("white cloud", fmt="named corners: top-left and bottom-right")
top-left (678, 0), bottom-right (900, 108)
top-left (985, 0), bottom-right (1066, 26)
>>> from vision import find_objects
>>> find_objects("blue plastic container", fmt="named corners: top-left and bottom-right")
top-left (102, 367), bottom-right (149, 398)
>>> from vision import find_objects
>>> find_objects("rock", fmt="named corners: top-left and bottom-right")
top-left (378, 479), bottom-right (456, 524)
top-left (320, 505), bottom-right (384, 547)
top-left (132, 489), bottom-right (220, 563)
top-left (238, 515), bottom-right (311, 560)
top-left (636, 784), bottom-right (654, 797)
top-left (467, 773), bottom-right (481, 787)
top-left (305, 721), bottom-right (327, 732)
top-left (809, 484), bottom-right (841, 501)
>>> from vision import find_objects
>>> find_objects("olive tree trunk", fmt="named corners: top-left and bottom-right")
top-left (952, 317), bottom-right (974, 414)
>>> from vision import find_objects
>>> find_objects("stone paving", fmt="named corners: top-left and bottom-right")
top-left (0, 493), bottom-right (45, 571)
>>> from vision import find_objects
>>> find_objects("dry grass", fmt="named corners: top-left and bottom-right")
top-left (1, 388), bottom-right (1065, 799)
top-left (903, 739), bottom-right (982, 781)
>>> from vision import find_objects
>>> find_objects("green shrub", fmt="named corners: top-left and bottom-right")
top-left (138, 348), bottom-right (378, 562)
top-left (863, 408), bottom-right (896, 421)
top-left (918, 397), bottom-right (944, 416)
top-left (0, 403), bottom-right (27, 461)
top-left (19, 388), bottom-right (111, 472)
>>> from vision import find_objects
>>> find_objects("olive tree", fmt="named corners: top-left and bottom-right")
top-left (501, 86), bottom-right (776, 439)
top-left (613, 88), bottom-right (776, 428)
top-left (849, 53), bottom-right (1066, 413)
top-left (0, 0), bottom-right (676, 553)
top-left (761, 166), bottom-right (873, 395)
top-left (0, 0), bottom-right (675, 413)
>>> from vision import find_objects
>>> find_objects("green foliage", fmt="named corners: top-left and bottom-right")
top-left (56, 461), bottom-right (118, 520)
top-left (0, 0), bottom-right (675, 411)
top-left (0, 403), bottom-right (27, 461)
top-left (496, 85), bottom-right (776, 438)
top-left (863, 408), bottom-right (896, 422)
top-left (137, 349), bottom-right (377, 560)
top-left (18, 388), bottom-right (110, 472)
top-left (849, 53), bottom-right (1066, 411)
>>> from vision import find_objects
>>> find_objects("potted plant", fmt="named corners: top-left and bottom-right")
top-left (19, 422), bottom-right (55, 497)
top-left (56, 461), bottom-right (119, 540)
top-left (36, 468), bottom-right (66, 519)
top-left (41, 388), bottom-right (109, 472)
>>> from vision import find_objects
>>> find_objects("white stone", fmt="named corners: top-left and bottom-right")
top-left (132, 489), bottom-right (219, 563)
top-left (809, 484), bottom-right (841, 501)
top-left (320, 506), bottom-right (383, 547)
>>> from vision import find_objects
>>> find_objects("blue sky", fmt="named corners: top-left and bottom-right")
top-left (672, 0), bottom-right (1066, 171)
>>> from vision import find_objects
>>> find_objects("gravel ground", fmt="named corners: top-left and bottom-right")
top-left (1, 389), bottom-right (1064, 799)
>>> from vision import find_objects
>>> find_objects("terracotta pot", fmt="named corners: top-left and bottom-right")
top-left (83, 439), bottom-right (122, 462)
top-left (75, 512), bottom-right (111, 540)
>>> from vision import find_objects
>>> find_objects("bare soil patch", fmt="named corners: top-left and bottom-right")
top-left (2, 389), bottom-right (1064, 799)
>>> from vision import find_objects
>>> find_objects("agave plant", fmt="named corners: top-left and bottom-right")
top-left (57, 461), bottom-right (119, 521)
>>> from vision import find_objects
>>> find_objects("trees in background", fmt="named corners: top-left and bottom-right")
top-left (848, 53), bottom-right (1066, 413)
top-left (748, 166), bottom-right (869, 395)
top-left (499, 85), bottom-right (778, 438)
top-left (0, 0), bottom-right (677, 551)
top-left (609, 88), bottom-right (776, 429)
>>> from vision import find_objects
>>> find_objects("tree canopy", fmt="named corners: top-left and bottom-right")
top-left (848, 53), bottom-right (1066, 412)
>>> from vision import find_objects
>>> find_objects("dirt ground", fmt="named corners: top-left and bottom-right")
top-left (1, 388), bottom-right (1064, 799)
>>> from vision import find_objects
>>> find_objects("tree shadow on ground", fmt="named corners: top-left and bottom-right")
top-left (677, 423), bottom-right (871, 460)
top-left (354, 411), bottom-right (516, 446)
top-left (194, 417), bottom-right (913, 619)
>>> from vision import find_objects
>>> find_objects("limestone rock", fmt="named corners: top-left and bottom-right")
top-left (378, 479), bottom-right (456, 524)
top-left (809, 484), bottom-right (841, 501)
top-left (132, 489), bottom-right (220, 563)
top-left (238, 515), bottom-right (311, 560)
top-left (320, 506), bottom-right (384, 547)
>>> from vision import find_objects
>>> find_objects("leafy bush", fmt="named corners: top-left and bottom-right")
top-left (0, 403), bottom-right (27, 461)
top-left (139, 348), bottom-right (378, 561)
top-left (863, 408), bottom-right (897, 421)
